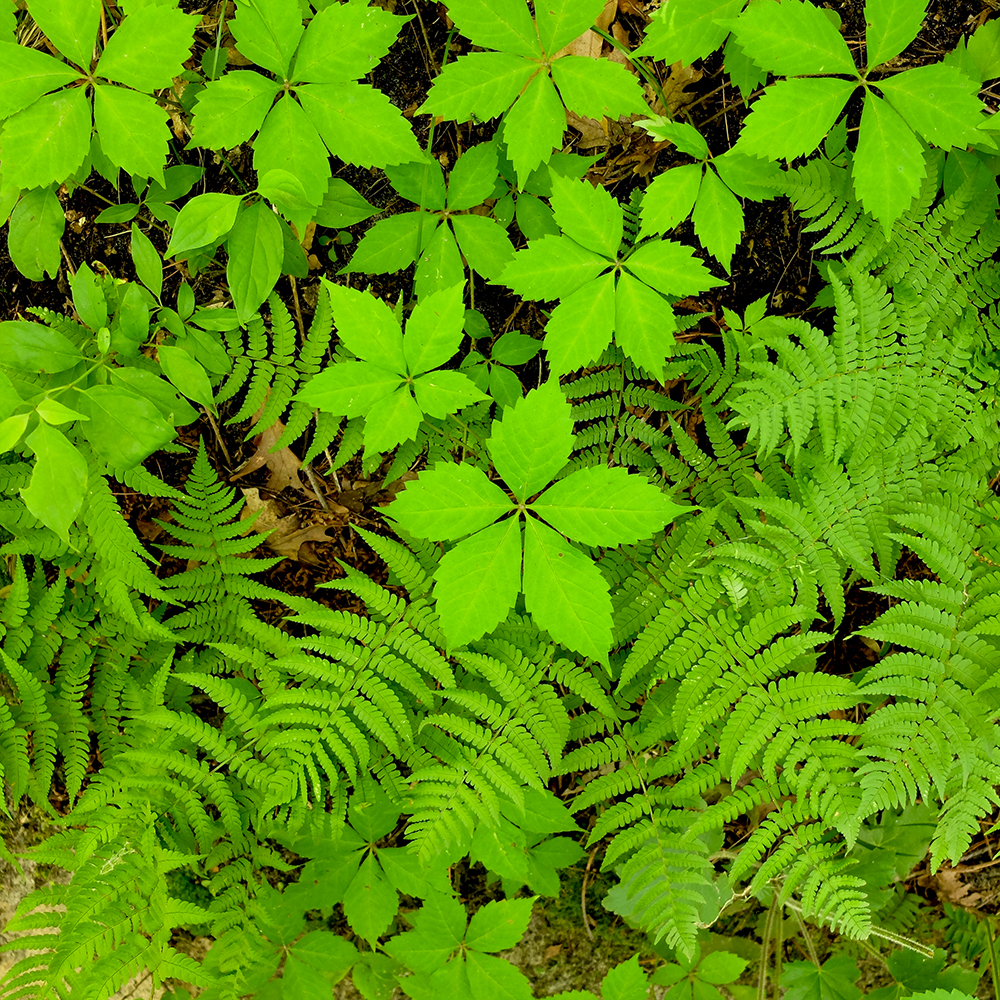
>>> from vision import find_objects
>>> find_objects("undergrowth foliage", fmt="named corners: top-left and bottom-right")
top-left (0, 0), bottom-right (998, 998)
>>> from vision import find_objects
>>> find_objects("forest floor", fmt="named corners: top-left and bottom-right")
top-left (1, 0), bottom-right (999, 997)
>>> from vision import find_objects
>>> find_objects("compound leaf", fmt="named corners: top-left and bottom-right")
top-left (418, 52), bottom-right (535, 123)
top-left (465, 952), bottom-right (535, 1000)
top-left (542, 273), bottom-right (616, 376)
top-left (488, 381), bottom-right (573, 502)
top-left (550, 56), bottom-right (648, 120)
top-left (853, 90), bottom-right (926, 236)
top-left (188, 72), bottom-right (279, 150)
top-left (865, 0), bottom-right (930, 68)
top-left (432, 516), bottom-right (522, 648)
top-left (531, 464), bottom-right (688, 547)
top-left (729, 0), bottom-right (856, 76)
top-left (522, 516), bottom-right (613, 664)
top-left (501, 72), bottom-right (567, 184)
top-left (444, 0), bottom-right (539, 58)
top-left (389, 463), bottom-right (512, 542)
top-left (736, 76), bottom-right (856, 161)
top-left (363, 389), bottom-right (423, 456)
top-left (95, 5), bottom-right (197, 92)
top-left (878, 63), bottom-right (984, 150)
top-left (550, 173), bottom-right (622, 258)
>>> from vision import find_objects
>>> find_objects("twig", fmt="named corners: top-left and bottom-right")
top-left (289, 274), bottom-right (306, 343)
top-left (581, 846), bottom-right (598, 942)
top-left (201, 407), bottom-right (233, 469)
top-left (302, 463), bottom-right (330, 512)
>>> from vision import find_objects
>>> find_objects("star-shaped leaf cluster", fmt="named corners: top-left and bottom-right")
top-left (498, 174), bottom-right (723, 377)
top-left (418, 0), bottom-right (647, 183)
top-left (294, 281), bottom-right (487, 460)
top-left (387, 381), bottom-right (693, 662)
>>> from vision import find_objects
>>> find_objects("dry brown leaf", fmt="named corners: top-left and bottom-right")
top-left (553, 28), bottom-right (603, 60)
top-left (239, 488), bottom-right (349, 563)
top-left (230, 415), bottom-right (323, 502)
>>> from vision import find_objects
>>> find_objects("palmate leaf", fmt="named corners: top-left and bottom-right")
top-left (549, 56), bottom-right (648, 121)
top-left (727, 0), bottom-right (856, 76)
top-left (188, 72), bottom-right (279, 150)
top-left (550, 173), bottom-right (622, 257)
top-left (403, 286), bottom-right (468, 374)
top-left (324, 281), bottom-right (407, 369)
top-left (878, 63), bottom-right (984, 150)
top-left (499, 234), bottom-right (608, 300)
top-left (295, 362), bottom-right (402, 417)
top-left (500, 72), bottom-right (567, 183)
top-left (523, 517), bottom-right (612, 663)
top-left (342, 212), bottom-right (431, 275)
top-left (865, 0), bottom-right (930, 69)
top-left (532, 465), bottom-right (690, 547)
top-left (488, 381), bottom-right (574, 501)
top-left (94, 5), bottom-right (198, 92)
top-left (853, 91), bottom-right (927, 235)
top-left (433, 517), bottom-right (522, 648)
top-left (622, 239), bottom-right (722, 296)
top-left (418, 52), bottom-right (535, 123)
top-left (736, 77), bottom-right (856, 161)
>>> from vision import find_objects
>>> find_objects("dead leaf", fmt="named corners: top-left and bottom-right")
top-left (239, 487), bottom-right (349, 563)
top-left (553, 29), bottom-right (603, 61)
top-left (543, 945), bottom-right (563, 961)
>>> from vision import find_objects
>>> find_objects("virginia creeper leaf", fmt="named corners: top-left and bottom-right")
top-left (188, 72), bottom-right (279, 150)
top-left (298, 82), bottom-right (421, 168)
top-left (343, 855), bottom-right (397, 945)
top-left (295, 362), bottom-right (402, 416)
top-left (315, 178), bottom-right (379, 228)
top-left (692, 167), bottom-right (743, 272)
top-left (450, 214), bottom-right (516, 281)
top-left (499, 234), bottom-right (609, 300)
top-left (0, 88), bottom-right (91, 191)
top-left (415, 223), bottom-right (465, 300)
top-left (27, 0), bottom-right (100, 71)
top-left (95, 5), bottom-right (197, 92)
top-left (465, 952), bottom-right (534, 1000)
top-left (736, 77), bottom-right (856, 161)
top-left (522, 517), bottom-right (612, 664)
top-left (343, 212), bottom-right (431, 275)
top-left (613, 271), bottom-right (677, 376)
top-left (488, 381), bottom-right (573, 502)
top-left (444, 0), bottom-right (539, 58)
top-left (413, 371), bottom-right (488, 419)
top-left (602, 955), bottom-right (650, 1000)
top-left (635, 116), bottom-right (709, 158)
top-left (865, 0), bottom-right (929, 69)
top-left (639, 163), bottom-right (703, 238)
top-left (465, 898), bottom-right (536, 953)
top-left (0, 42), bottom-right (79, 119)
top-left (878, 63), bottom-right (984, 150)
top-left (230, 0), bottom-right (303, 78)
top-left (92, 85), bottom-right (168, 183)
top-left (623, 239), bottom-right (722, 296)
top-left (432, 516), bottom-right (522, 647)
top-left (537, 0), bottom-right (606, 54)
top-left (550, 173), bottom-right (623, 258)
top-left (386, 158), bottom-right (448, 211)
top-left (363, 389), bottom-right (423, 456)
top-left (291, 2), bottom-right (406, 83)
top-left (501, 72), bottom-right (566, 183)
top-left (253, 96), bottom-right (330, 212)
top-left (324, 281), bottom-right (407, 370)
top-left (542, 275), bottom-right (617, 375)
top-left (533, 464), bottom-right (687, 547)
top-left (549, 56), bottom-right (648, 120)
top-left (418, 53), bottom-right (536, 123)
top-left (635, 0), bottom-right (745, 64)
top-left (403, 285), bottom-right (467, 375)
top-left (728, 0), bottom-right (856, 76)
top-left (390, 463), bottom-right (512, 542)
top-left (853, 91), bottom-right (926, 236)
top-left (446, 142), bottom-right (501, 210)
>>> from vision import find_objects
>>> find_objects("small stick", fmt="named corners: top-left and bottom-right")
top-left (581, 847), bottom-right (598, 942)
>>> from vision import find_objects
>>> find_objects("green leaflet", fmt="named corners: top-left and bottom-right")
top-left (226, 200), bottom-right (285, 324)
top-left (636, 0), bottom-right (746, 65)
top-left (294, 283), bottom-right (487, 461)
top-left (20, 422), bottom-right (87, 545)
top-left (865, 0), bottom-right (930, 69)
top-left (389, 382), bottom-right (690, 660)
